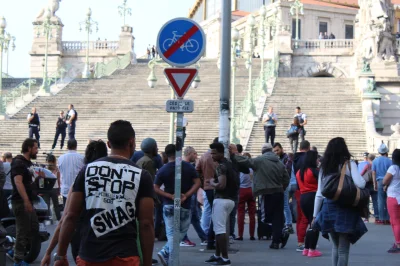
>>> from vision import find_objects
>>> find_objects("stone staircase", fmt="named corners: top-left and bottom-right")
top-left (0, 59), bottom-right (261, 162)
top-left (246, 78), bottom-right (367, 158)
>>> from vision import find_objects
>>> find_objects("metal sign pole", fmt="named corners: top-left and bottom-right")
top-left (171, 110), bottom-right (183, 266)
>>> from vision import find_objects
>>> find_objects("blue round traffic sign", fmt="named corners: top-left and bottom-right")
top-left (157, 17), bottom-right (205, 67)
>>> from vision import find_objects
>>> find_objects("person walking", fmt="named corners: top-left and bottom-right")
top-left (262, 106), bottom-right (277, 145)
top-left (313, 137), bottom-right (367, 266)
top-left (66, 104), bottom-right (77, 140)
top-left (235, 152), bottom-right (256, 241)
top-left (294, 107), bottom-right (307, 142)
top-left (54, 120), bottom-right (155, 266)
top-left (155, 144), bottom-right (201, 265)
top-left (287, 117), bottom-right (301, 153)
top-left (296, 150), bottom-right (322, 257)
top-left (52, 110), bottom-right (67, 150)
top-left (27, 107), bottom-right (40, 148)
top-left (204, 143), bottom-right (238, 266)
top-left (360, 153), bottom-right (378, 222)
top-left (42, 154), bottom-right (62, 221)
top-left (57, 139), bottom-right (84, 206)
top-left (2, 152), bottom-right (13, 199)
top-left (372, 143), bottom-right (392, 224)
top-left (230, 143), bottom-right (290, 249)
top-left (273, 143), bottom-right (294, 234)
top-left (358, 152), bottom-right (369, 174)
top-left (151, 45), bottom-right (156, 59)
top-left (196, 137), bottom-right (218, 250)
top-left (10, 138), bottom-right (44, 266)
top-left (383, 149), bottom-right (400, 253)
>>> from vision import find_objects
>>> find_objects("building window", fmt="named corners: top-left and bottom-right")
top-left (345, 25), bottom-right (354, 39)
top-left (292, 19), bottom-right (301, 39)
top-left (319, 22), bottom-right (328, 36)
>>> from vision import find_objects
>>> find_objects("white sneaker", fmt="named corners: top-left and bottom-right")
top-left (229, 236), bottom-right (234, 244)
top-left (200, 240), bottom-right (208, 246)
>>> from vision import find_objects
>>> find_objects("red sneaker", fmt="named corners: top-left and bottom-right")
top-left (375, 219), bottom-right (383, 224)
top-left (308, 250), bottom-right (322, 257)
top-left (180, 239), bottom-right (196, 247)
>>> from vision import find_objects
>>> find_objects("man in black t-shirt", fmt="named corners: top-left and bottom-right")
top-left (54, 120), bottom-right (155, 266)
top-left (154, 144), bottom-right (200, 266)
top-left (52, 110), bottom-right (67, 150)
top-left (11, 138), bottom-right (44, 265)
top-left (204, 142), bottom-right (238, 266)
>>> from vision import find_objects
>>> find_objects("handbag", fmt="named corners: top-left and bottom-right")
top-left (286, 125), bottom-right (298, 138)
top-left (321, 161), bottom-right (370, 208)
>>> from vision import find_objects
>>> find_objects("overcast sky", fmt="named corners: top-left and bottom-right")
top-left (2, 0), bottom-right (195, 77)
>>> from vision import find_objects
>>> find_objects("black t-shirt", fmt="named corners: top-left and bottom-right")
top-left (72, 156), bottom-right (155, 262)
top-left (56, 117), bottom-right (67, 130)
top-left (214, 159), bottom-right (239, 200)
top-left (10, 155), bottom-right (35, 202)
top-left (154, 161), bottom-right (198, 209)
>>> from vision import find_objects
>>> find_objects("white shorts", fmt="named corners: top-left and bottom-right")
top-left (212, 198), bottom-right (235, 235)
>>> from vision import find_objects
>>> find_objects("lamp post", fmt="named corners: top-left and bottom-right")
top-left (4, 32), bottom-right (16, 76)
top-left (37, 9), bottom-right (58, 94)
top-left (246, 14), bottom-right (256, 116)
top-left (230, 27), bottom-right (240, 144)
top-left (0, 16), bottom-right (15, 95)
top-left (118, 0), bottom-right (132, 26)
top-left (80, 8), bottom-right (98, 79)
top-left (258, 6), bottom-right (267, 92)
top-left (290, 0), bottom-right (304, 49)
top-left (147, 58), bottom-right (176, 143)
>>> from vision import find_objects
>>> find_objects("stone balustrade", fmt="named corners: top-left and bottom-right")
top-left (62, 41), bottom-right (119, 53)
top-left (293, 39), bottom-right (354, 49)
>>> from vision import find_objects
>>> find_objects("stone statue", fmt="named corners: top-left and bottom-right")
top-left (366, 79), bottom-right (376, 92)
top-left (362, 58), bottom-right (372, 73)
top-left (36, 0), bottom-right (62, 20)
top-left (377, 31), bottom-right (395, 61)
top-left (391, 123), bottom-right (400, 137)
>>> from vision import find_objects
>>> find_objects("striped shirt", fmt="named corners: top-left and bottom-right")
top-left (58, 150), bottom-right (84, 197)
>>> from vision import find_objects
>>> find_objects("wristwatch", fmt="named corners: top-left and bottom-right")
top-left (53, 253), bottom-right (67, 261)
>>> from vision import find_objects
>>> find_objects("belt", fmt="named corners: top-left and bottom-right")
top-left (29, 124), bottom-right (38, 127)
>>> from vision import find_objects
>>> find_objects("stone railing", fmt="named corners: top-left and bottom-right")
top-left (94, 52), bottom-right (132, 78)
top-left (62, 41), bottom-right (119, 53)
top-left (293, 39), bottom-right (354, 49)
top-left (0, 79), bottom-right (37, 116)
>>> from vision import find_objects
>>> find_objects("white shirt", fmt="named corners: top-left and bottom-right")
top-left (387, 165), bottom-right (400, 204)
top-left (58, 150), bottom-right (84, 197)
top-left (294, 112), bottom-right (307, 121)
top-left (68, 109), bottom-right (76, 118)
top-left (262, 112), bottom-right (277, 126)
top-left (313, 161), bottom-right (366, 217)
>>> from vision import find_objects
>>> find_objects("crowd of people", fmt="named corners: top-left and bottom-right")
top-left (0, 117), bottom-right (399, 266)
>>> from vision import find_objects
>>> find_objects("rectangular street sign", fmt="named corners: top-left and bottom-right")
top-left (166, 99), bottom-right (194, 113)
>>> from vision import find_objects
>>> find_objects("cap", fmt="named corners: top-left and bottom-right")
top-left (363, 152), bottom-right (369, 157)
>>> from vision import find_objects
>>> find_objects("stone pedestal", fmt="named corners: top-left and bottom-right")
top-left (30, 18), bottom-right (64, 78)
top-left (117, 25), bottom-right (135, 55)
top-left (370, 60), bottom-right (400, 78)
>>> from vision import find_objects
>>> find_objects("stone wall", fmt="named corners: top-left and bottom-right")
top-left (377, 81), bottom-right (400, 135)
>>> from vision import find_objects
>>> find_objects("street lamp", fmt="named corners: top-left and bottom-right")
top-left (118, 0), bottom-right (132, 26)
top-left (290, 0), bottom-right (304, 49)
top-left (4, 32), bottom-right (16, 76)
top-left (79, 8), bottom-right (98, 79)
top-left (37, 9), bottom-right (58, 94)
top-left (258, 6), bottom-right (267, 91)
top-left (246, 14), bottom-right (256, 116)
top-left (147, 58), bottom-right (176, 143)
top-left (230, 27), bottom-right (240, 144)
top-left (0, 16), bottom-right (16, 95)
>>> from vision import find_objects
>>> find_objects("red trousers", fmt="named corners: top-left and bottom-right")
top-left (76, 256), bottom-right (140, 266)
top-left (237, 187), bottom-right (256, 238)
top-left (387, 197), bottom-right (400, 244)
top-left (295, 190), bottom-right (308, 243)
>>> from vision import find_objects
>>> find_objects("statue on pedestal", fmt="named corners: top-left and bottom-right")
top-left (36, 0), bottom-right (62, 21)
top-left (391, 123), bottom-right (400, 137)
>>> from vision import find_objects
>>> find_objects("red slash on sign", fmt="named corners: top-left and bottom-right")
top-left (164, 68), bottom-right (198, 98)
top-left (163, 25), bottom-right (199, 59)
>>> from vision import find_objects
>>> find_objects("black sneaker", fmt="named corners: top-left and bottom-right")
top-left (206, 245), bottom-right (216, 250)
top-left (152, 258), bottom-right (159, 265)
top-left (281, 228), bottom-right (290, 248)
top-left (205, 255), bottom-right (222, 263)
top-left (270, 242), bottom-right (280, 249)
top-left (250, 236), bottom-right (256, 241)
top-left (211, 259), bottom-right (231, 265)
top-left (286, 225), bottom-right (295, 234)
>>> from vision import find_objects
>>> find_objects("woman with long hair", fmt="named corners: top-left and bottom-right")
top-left (313, 137), bottom-right (367, 266)
top-left (235, 152), bottom-right (256, 241)
top-left (43, 154), bottom-right (62, 221)
top-left (41, 140), bottom-right (108, 266)
top-left (383, 149), bottom-right (400, 253)
top-left (296, 150), bottom-right (321, 257)
top-left (288, 117), bottom-right (301, 153)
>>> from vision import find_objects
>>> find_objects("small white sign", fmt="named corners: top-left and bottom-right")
top-left (166, 99), bottom-right (194, 113)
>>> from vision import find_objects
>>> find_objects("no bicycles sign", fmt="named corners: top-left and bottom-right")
top-left (157, 17), bottom-right (206, 67)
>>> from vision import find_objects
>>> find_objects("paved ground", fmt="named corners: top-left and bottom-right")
top-left (5, 221), bottom-right (400, 265)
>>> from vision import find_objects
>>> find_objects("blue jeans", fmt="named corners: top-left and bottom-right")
top-left (377, 179), bottom-right (390, 221)
top-left (183, 194), bottom-right (207, 241)
top-left (201, 190), bottom-right (213, 235)
top-left (370, 190), bottom-right (379, 219)
top-left (283, 185), bottom-right (293, 225)
top-left (162, 205), bottom-right (191, 263)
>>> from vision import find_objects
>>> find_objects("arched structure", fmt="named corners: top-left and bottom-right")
top-left (295, 62), bottom-right (348, 78)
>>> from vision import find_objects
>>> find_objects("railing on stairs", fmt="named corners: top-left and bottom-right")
top-left (94, 52), bottom-right (132, 78)
top-left (235, 53), bottom-right (280, 149)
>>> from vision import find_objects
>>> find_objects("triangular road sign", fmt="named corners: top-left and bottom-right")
top-left (164, 68), bottom-right (198, 98)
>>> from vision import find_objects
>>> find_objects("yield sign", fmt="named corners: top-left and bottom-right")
top-left (164, 68), bottom-right (198, 98)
